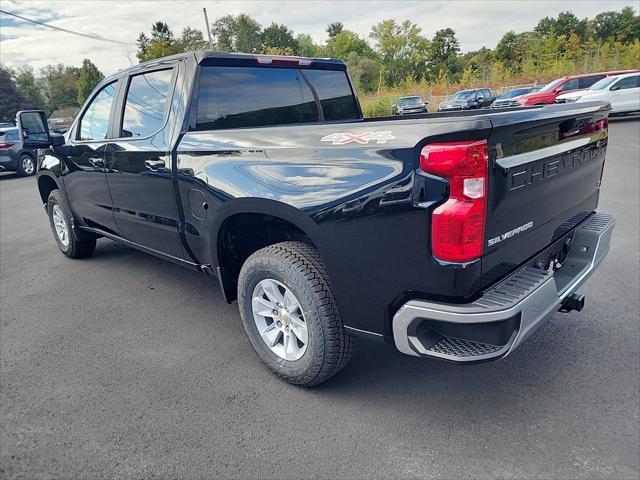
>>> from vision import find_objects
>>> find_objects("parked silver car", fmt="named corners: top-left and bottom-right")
top-left (0, 128), bottom-right (37, 176)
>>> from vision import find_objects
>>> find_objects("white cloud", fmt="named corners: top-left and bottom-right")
top-left (0, 0), bottom-right (636, 75)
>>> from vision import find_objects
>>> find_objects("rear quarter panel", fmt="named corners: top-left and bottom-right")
top-left (176, 116), bottom-right (491, 336)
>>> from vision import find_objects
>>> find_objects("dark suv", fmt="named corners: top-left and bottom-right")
top-left (438, 88), bottom-right (494, 111)
top-left (0, 128), bottom-right (37, 176)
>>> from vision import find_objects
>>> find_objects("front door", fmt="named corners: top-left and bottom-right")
top-left (64, 81), bottom-right (119, 234)
top-left (104, 68), bottom-right (184, 259)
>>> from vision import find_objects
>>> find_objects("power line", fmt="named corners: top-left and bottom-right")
top-left (0, 9), bottom-right (135, 46)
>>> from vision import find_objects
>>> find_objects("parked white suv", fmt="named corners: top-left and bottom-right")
top-left (556, 72), bottom-right (640, 114)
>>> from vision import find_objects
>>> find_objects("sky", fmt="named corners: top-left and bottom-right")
top-left (0, 0), bottom-right (637, 76)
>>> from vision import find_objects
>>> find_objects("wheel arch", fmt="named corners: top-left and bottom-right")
top-left (37, 173), bottom-right (61, 207)
top-left (211, 199), bottom-right (323, 303)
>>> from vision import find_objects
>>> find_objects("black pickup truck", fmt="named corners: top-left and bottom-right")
top-left (18, 51), bottom-right (614, 387)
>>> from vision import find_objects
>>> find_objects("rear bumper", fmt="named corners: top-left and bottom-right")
top-left (0, 153), bottom-right (18, 171)
top-left (392, 212), bottom-right (615, 362)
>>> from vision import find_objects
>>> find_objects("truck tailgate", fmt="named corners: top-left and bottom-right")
top-left (482, 102), bottom-right (610, 285)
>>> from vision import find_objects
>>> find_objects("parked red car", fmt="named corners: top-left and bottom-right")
top-left (516, 70), bottom-right (639, 106)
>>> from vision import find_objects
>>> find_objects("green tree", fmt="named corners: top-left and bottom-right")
top-left (179, 26), bottom-right (209, 51)
top-left (428, 28), bottom-right (461, 82)
top-left (535, 12), bottom-right (588, 41)
top-left (534, 16), bottom-right (556, 39)
top-left (137, 23), bottom-right (210, 61)
top-left (261, 23), bottom-right (299, 54)
top-left (14, 66), bottom-right (46, 110)
top-left (40, 64), bottom-right (81, 113)
top-left (76, 59), bottom-right (104, 105)
top-left (326, 30), bottom-right (374, 60)
top-left (211, 14), bottom-right (262, 53)
top-left (555, 12), bottom-right (588, 40)
top-left (369, 19), bottom-right (429, 86)
top-left (295, 33), bottom-right (321, 57)
top-left (345, 52), bottom-right (381, 92)
top-left (592, 11), bottom-right (625, 43)
top-left (137, 22), bottom-right (180, 61)
top-left (326, 22), bottom-right (344, 39)
top-left (618, 6), bottom-right (640, 43)
top-left (0, 67), bottom-right (35, 122)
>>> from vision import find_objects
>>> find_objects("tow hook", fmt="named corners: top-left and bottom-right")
top-left (559, 293), bottom-right (585, 313)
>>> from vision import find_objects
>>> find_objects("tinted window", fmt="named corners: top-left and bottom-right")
top-left (540, 78), bottom-right (564, 92)
top-left (121, 69), bottom-right (173, 138)
top-left (482, 89), bottom-right (492, 98)
top-left (298, 69), bottom-right (359, 121)
top-left (561, 79), bottom-right (580, 91)
top-left (615, 75), bottom-right (640, 89)
top-left (79, 82), bottom-right (117, 141)
top-left (451, 90), bottom-right (475, 101)
top-left (590, 77), bottom-right (618, 90)
top-left (579, 75), bottom-right (605, 89)
top-left (196, 66), bottom-right (358, 130)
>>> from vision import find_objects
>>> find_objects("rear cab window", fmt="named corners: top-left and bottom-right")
top-left (195, 65), bottom-right (359, 130)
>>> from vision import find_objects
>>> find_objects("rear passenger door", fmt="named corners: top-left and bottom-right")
top-left (104, 67), bottom-right (185, 258)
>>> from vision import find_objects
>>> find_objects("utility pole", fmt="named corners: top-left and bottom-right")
top-left (203, 8), bottom-right (213, 50)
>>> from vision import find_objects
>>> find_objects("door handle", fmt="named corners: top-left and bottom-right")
top-left (88, 157), bottom-right (105, 168)
top-left (145, 159), bottom-right (166, 171)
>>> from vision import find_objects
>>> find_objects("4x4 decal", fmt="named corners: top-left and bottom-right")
top-left (321, 131), bottom-right (396, 145)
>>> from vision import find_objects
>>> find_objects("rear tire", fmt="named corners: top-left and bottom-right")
top-left (16, 154), bottom-right (35, 177)
top-left (47, 190), bottom-right (96, 258)
top-left (238, 241), bottom-right (354, 387)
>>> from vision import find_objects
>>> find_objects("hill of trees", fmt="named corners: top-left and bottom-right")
top-left (1, 7), bottom-right (638, 122)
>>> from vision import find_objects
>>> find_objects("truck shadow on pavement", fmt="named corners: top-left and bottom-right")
top-left (90, 238), bottom-right (582, 414)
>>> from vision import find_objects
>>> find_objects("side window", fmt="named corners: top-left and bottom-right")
top-left (121, 69), bottom-right (173, 138)
top-left (78, 82), bottom-right (117, 141)
top-left (614, 76), bottom-right (640, 90)
top-left (482, 89), bottom-right (492, 98)
top-left (579, 75), bottom-right (605, 89)
top-left (561, 79), bottom-right (580, 91)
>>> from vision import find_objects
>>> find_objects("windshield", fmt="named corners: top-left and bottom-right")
top-left (589, 77), bottom-right (618, 90)
top-left (398, 97), bottom-right (421, 106)
top-left (540, 78), bottom-right (564, 92)
top-left (498, 88), bottom-right (531, 99)
top-left (450, 90), bottom-right (476, 101)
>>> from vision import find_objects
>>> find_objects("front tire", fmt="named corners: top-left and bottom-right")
top-left (47, 190), bottom-right (96, 258)
top-left (238, 241), bottom-right (354, 387)
top-left (16, 154), bottom-right (35, 176)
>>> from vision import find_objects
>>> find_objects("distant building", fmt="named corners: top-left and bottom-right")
top-left (48, 107), bottom-right (79, 132)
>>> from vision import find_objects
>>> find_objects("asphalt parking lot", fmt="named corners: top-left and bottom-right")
top-left (1, 119), bottom-right (639, 479)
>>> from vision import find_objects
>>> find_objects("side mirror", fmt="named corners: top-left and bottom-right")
top-left (477, 96), bottom-right (484, 101)
top-left (16, 110), bottom-right (51, 148)
top-left (610, 85), bottom-right (621, 91)
top-left (554, 87), bottom-right (563, 94)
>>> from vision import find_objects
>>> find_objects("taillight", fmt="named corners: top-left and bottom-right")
top-left (420, 140), bottom-right (489, 263)
top-left (0, 143), bottom-right (12, 149)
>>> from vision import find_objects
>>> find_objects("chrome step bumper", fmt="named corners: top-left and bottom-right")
top-left (392, 212), bottom-right (615, 362)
